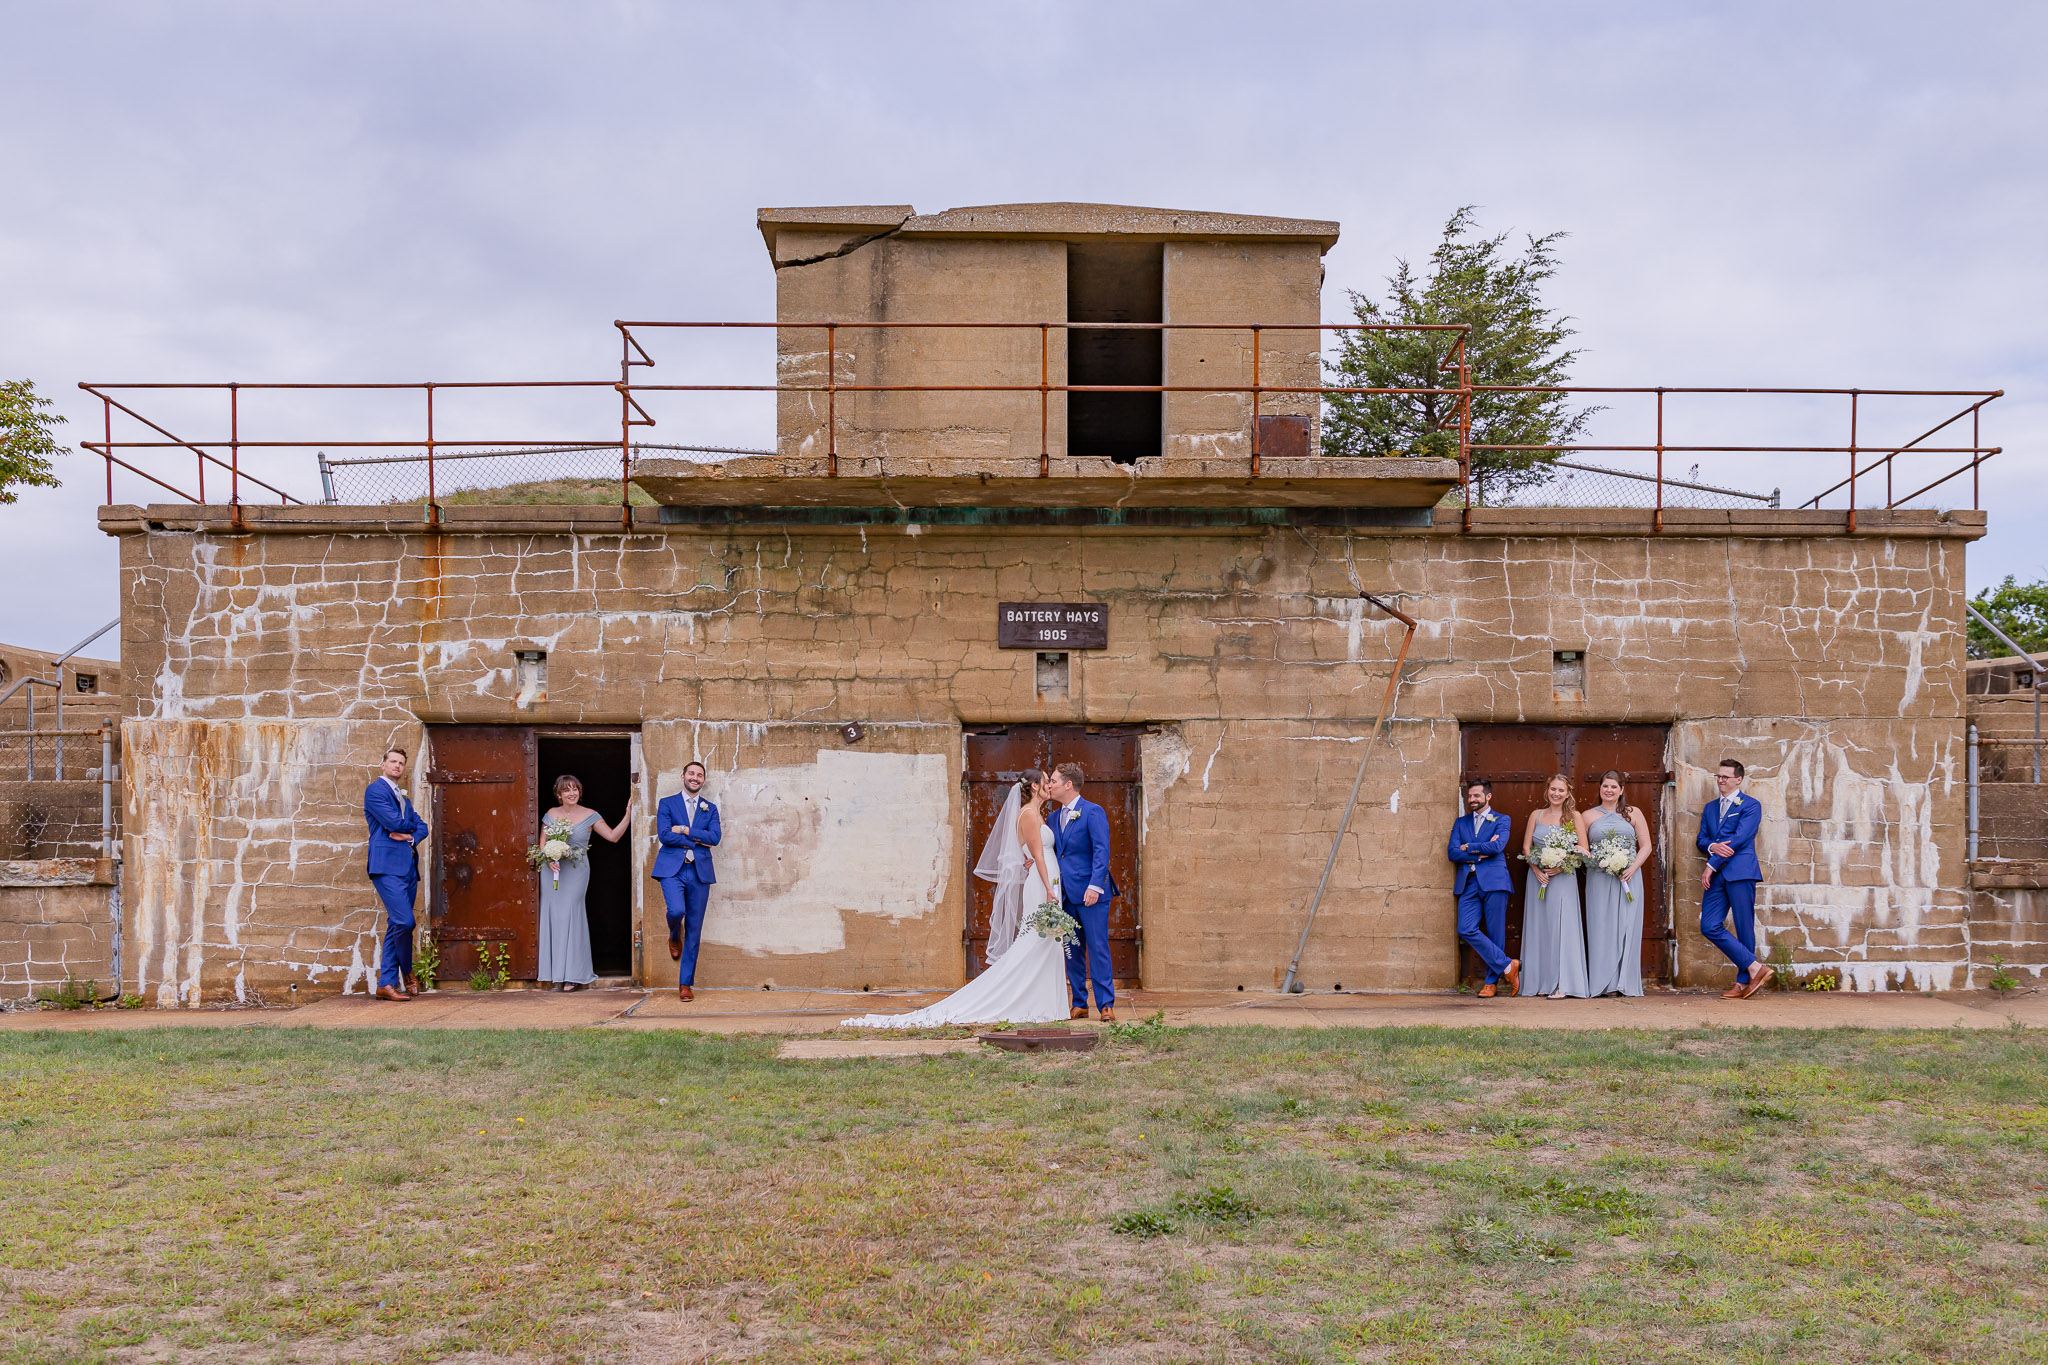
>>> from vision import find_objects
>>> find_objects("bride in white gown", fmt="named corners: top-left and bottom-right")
top-left (843, 771), bottom-right (1071, 1028)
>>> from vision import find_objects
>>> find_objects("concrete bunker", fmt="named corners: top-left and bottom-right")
top-left (25, 198), bottom-right (2020, 1005)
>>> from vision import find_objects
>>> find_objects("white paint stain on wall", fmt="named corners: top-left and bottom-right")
top-left (126, 718), bottom-right (393, 1004)
top-left (694, 749), bottom-right (953, 956)
top-left (1681, 723), bottom-right (1959, 992)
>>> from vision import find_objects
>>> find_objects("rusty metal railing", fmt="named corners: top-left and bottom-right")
top-left (79, 320), bottom-right (2000, 534)
top-left (614, 319), bottom-right (1472, 481)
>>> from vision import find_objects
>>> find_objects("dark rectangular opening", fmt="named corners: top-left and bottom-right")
top-left (537, 735), bottom-right (635, 976)
top-left (1067, 242), bottom-right (1163, 463)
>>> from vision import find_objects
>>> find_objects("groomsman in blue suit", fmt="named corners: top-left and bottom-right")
top-left (652, 761), bottom-right (721, 1002)
top-left (1046, 762), bottom-right (1121, 1021)
top-left (1447, 779), bottom-right (1520, 997)
top-left (1698, 757), bottom-right (1774, 998)
top-left (363, 746), bottom-right (430, 1001)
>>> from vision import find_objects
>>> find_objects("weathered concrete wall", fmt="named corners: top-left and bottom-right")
top-left (772, 233), bottom-right (1068, 464)
top-left (1162, 241), bottom-right (1322, 460)
top-left (105, 507), bottom-right (1982, 1001)
top-left (122, 718), bottom-right (423, 1004)
top-left (0, 858), bottom-right (116, 1000)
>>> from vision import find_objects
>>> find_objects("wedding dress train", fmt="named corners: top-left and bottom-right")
top-left (842, 795), bottom-right (1070, 1028)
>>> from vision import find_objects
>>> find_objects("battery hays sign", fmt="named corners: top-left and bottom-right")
top-left (996, 603), bottom-right (1108, 650)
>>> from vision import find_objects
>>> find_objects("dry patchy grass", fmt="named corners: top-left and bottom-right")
top-left (2, 1024), bottom-right (2045, 1363)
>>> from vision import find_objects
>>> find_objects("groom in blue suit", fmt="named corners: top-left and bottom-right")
top-left (1447, 779), bottom-right (1520, 997)
top-left (1699, 757), bottom-right (1774, 998)
top-left (651, 761), bottom-right (721, 1001)
top-left (1046, 762), bottom-right (1121, 1021)
top-left (363, 746), bottom-right (430, 1001)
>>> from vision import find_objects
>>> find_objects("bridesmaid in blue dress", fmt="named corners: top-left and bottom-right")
top-left (537, 774), bottom-right (635, 992)
top-left (1518, 773), bottom-right (1590, 998)
top-left (1578, 770), bottom-right (1652, 997)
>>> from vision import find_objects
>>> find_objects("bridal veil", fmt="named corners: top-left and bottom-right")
top-left (973, 783), bottom-right (1030, 964)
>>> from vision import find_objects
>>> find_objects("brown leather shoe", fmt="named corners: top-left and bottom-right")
top-left (677, 985), bottom-right (694, 1002)
top-left (1720, 983), bottom-right (1748, 999)
top-left (1741, 965), bottom-right (1774, 998)
top-left (1070, 1007), bottom-right (1089, 1020)
top-left (1099, 1008), bottom-right (1117, 1022)
top-left (374, 985), bottom-right (408, 1002)
top-left (1477, 982), bottom-right (1497, 998)
top-left (1502, 959), bottom-right (1521, 996)
top-left (668, 938), bottom-right (682, 961)
top-left (404, 976), bottom-right (421, 995)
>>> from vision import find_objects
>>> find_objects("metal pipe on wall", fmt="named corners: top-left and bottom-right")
top-left (1967, 723), bottom-right (1979, 863)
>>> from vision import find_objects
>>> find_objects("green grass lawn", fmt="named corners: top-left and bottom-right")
top-left (3, 1023), bottom-right (2045, 1363)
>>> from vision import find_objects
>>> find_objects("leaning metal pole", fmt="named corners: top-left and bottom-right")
top-left (1281, 591), bottom-right (1420, 994)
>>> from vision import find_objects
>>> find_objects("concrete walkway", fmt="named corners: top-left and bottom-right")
top-left (3, 985), bottom-right (2043, 1032)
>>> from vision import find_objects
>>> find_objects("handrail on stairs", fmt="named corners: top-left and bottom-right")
top-left (0, 617), bottom-right (120, 781)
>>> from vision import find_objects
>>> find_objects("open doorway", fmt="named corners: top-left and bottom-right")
top-left (537, 734), bottom-right (635, 976)
top-left (1067, 241), bottom-right (1163, 463)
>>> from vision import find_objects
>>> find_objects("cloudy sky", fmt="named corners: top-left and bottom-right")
top-left (3, 0), bottom-right (2041, 657)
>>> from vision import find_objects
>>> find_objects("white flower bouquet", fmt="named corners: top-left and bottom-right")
top-left (1025, 898), bottom-right (1080, 946)
top-left (526, 817), bottom-right (586, 890)
top-left (1519, 827), bottom-right (1582, 899)
top-left (1589, 832), bottom-right (1637, 902)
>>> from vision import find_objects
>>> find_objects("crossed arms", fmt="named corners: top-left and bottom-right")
top-left (364, 783), bottom-right (427, 844)
top-left (1446, 817), bottom-right (1509, 864)
top-left (660, 801), bottom-right (723, 849)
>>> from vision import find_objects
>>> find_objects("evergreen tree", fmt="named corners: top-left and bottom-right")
top-left (1323, 208), bottom-right (1594, 505)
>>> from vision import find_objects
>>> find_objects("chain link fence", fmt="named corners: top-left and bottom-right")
top-left (0, 731), bottom-right (117, 861)
top-left (318, 443), bottom-right (774, 506)
top-left (1483, 458), bottom-right (1780, 510)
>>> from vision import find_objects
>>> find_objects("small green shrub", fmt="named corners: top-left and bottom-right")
top-left (1173, 1185), bottom-right (1260, 1224)
top-left (469, 942), bottom-right (512, 991)
top-left (1112, 1208), bottom-right (1179, 1238)
top-left (36, 976), bottom-right (99, 1010)
top-left (1104, 1009), bottom-right (1172, 1045)
top-left (1987, 955), bottom-right (2019, 995)
top-left (1768, 941), bottom-right (1797, 991)
top-left (416, 937), bottom-right (441, 992)
top-left (1803, 971), bottom-right (1839, 992)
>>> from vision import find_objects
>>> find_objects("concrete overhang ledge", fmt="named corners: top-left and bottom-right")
top-left (631, 454), bottom-right (1454, 510)
top-left (758, 202), bottom-right (1342, 257)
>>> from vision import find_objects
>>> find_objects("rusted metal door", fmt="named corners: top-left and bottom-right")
top-left (428, 725), bottom-right (538, 981)
top-left (964, 726), bottom-right (1143, 983)
top-left (1459, 724), bottom-right (1672, 983)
